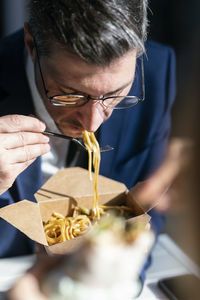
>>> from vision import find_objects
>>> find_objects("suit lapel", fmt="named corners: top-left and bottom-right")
top-left (0, 30), bottom-right (42, 202)
top-left (99, 57), bottom-right (142, 178)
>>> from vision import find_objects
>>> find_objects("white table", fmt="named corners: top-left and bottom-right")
top-left (138, 234), bottom-right (200, 299)
top-left (0, 234), bottom-right (199, 299)
top-left (0, 254), bottom-right (36, 294)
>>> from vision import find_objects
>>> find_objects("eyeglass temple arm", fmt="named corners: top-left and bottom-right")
top-left (33, 38), bottom-right (49, 96)
top-left (140, 56), bottom-right (145, 101)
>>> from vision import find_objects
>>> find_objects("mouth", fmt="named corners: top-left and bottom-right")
top-left (69, 126), bottom-right (84, 137)
top-left (56, 119), bottom-right (82, 129)
top-left (57, 122), bottom-right (83, 138)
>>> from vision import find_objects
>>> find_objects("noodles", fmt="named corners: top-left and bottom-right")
top-left (44, 130), bottom-right (101, 246)
top-left (43, 130), bottom-right (134, 246)
top-left (44, 212), bottom-right (92, 246)
top-left (82, 130), bottom-right (101, 220)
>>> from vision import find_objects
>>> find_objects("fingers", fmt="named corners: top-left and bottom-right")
top-left (0, 115), bottom-right (50, 195)
top-left (149, 192), bottom-right (172, 212)
top-left (1, 132), bottom-right (49, 150)
top-left (15, 158), bottom-right (36, 174)
top-left (0, 115), bottom-right (46, 133)
top-left (4, 144), bottom-right (50, 164)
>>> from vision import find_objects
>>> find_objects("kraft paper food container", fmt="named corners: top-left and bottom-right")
top-left (0, 167), bottom-right (151, 255)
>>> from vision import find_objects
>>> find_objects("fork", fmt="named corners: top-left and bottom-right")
top-left (43, 130), bottom-right (114, 152)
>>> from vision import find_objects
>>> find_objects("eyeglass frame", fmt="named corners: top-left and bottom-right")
top-left (34, 40), bottom-right (145, 110)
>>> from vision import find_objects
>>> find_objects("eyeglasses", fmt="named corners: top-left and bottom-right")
top-left (35, 42), bottom-right (145, 110)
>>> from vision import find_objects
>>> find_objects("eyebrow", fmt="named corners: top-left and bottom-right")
top-left (58, 80), bottom-right (133, 97)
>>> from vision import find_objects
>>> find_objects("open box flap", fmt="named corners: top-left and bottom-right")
top-left (125, 191), bottom-right (146, 215)
top-left (126, 185), bottom-right (156, 213)
top-left (35, 167), bottom-right (127, 202)
top-left (0, 167), bottom-right (152, 255)
top-left (0, 200), bottom-right (48, 245)
top-left (126, 214), bottom-right (151, 226)
top-left (46, 236), bottom-right (84, 255)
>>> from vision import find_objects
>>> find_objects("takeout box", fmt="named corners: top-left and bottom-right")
top-left (0, 167), bottom-right (151, 255)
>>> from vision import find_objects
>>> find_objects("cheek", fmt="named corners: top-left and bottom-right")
top-left (47, 106), bottom-right (76, 122)
top-left (103, 107), bottom-right (113, 120)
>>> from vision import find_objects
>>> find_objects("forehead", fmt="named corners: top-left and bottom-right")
top-left (41, 47), bottom-right (137, 94)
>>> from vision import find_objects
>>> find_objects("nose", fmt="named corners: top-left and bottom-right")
top-left (77, 100), bottom-right (108, 132)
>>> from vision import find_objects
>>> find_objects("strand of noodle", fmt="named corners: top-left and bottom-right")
top-left (82, 130), bottom-right (93, 180)
top-left (82, 131), bottom-right (101, 219)
top-left (44, 222), bottom-right (63, 246)
top-left (65, 219), bottom-right (71, 240)
top-left (90, 132), bottom-right (100, 219)
top-left (69, 218), bottom-right (75, 239)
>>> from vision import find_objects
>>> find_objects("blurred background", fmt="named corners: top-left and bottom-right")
top-left (148, 0), bottom-right (200, 267)
top-left (0, 0), bottom-right (200, 265)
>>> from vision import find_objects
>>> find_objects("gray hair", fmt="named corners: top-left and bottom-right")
top-left (28, 0), bottom-right (148, 65)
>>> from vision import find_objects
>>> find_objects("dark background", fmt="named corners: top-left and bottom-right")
top-left (148, 0), bottom-right (200, 263)
top-left (1, 0), bottom-right (200, 262)
top-left (148, 0), bottom-right (200, 137)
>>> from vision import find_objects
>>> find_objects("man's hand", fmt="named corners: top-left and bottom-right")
top-left (129, 138), bottom-right (192, 212)
top-left (0, 115), bottom-right (50, 195)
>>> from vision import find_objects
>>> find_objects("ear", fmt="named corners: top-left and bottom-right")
top-left (24, 22), bottom-right (35, 62)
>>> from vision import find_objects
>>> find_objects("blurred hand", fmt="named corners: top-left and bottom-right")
top-left (7, 246), bottom-right (65, 300)
top-left (129, 138), bottom-right (192, 212)
top-left (0, 115), bottom-right (50, 195)
top-left (7, 273), bottom-right (47, 300)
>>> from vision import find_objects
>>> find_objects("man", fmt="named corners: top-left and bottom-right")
top-left (0, 0), bottom-right (175, 261)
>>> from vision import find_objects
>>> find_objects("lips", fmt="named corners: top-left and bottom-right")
top-left (55, 122), bottom-right (83, 138)
top-left (56, 118), bottom-right (82, 129)
top-left (69, 125), bottom-right (83, 135)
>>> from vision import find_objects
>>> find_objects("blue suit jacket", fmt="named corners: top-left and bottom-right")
top-left (0, 31), bottom-right (176, 258)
